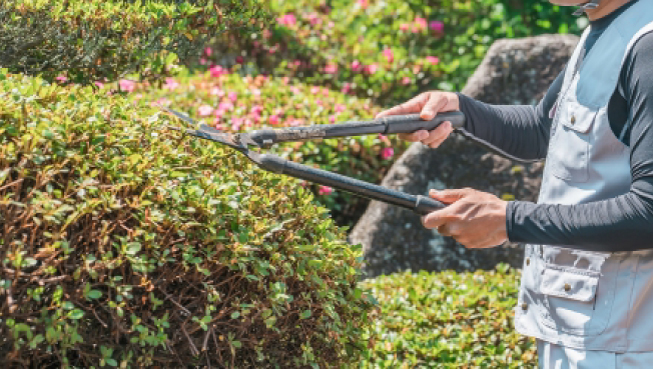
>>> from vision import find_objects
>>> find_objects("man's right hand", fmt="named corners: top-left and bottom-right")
top-left (375, 91), bottom-right (460, 149)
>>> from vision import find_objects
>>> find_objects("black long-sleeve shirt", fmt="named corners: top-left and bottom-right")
top-left (456, 1), bottom-right (653, 252)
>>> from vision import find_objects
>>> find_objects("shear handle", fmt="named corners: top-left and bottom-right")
top-left (255, 153), bottom-right (445, 215)
top-left (247, 112), bottom-right (465, 147)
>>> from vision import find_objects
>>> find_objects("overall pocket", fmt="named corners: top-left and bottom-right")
top-left (539, 265), bottom-right (601, 335)
top-left (548, 100), bottom-right (598, 183)
top-left (537, 245), bottom-right (619, 337)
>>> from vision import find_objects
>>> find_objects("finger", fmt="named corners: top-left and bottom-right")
top-left (398, 130), bottom-right (429, 142)
top-left (420, 93), bottom-right (451, 121)
top-left (376, 93), bottom-right (430, 119)
top-left (436, 224), bottom-right (452, 237)
top-left (422, 121), bottom-right (453, 148)
top-left (421, 208), bottom-right (459, 229)
top-left (429, 188), bottom-right (473, 204)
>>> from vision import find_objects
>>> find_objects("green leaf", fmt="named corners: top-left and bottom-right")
top-left (87, 290), bottom-right (102, 299)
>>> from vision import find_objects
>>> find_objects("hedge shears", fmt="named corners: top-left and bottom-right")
top-left (161, 106), bottom-right (465, 216)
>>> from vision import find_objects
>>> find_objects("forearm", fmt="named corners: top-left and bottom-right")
top-left (457, 94), bottom-right (550, 162)
top-left (507, 179), bottom-right (653, 252)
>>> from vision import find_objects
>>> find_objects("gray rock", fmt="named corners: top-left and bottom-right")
top-left (350, 34), bottom-right (580, 279)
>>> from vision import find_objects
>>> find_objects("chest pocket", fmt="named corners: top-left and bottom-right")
top-left (548, 100), bottom-right (598, 183)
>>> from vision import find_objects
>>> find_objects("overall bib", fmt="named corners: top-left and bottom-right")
top-left (513, 1), bottom-right (653, 367)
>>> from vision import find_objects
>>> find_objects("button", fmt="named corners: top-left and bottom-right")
top-left (564, 283), bottom-right (571, 292)
top-left (521, 303), bottom-right (528, 311)
top-left (526, 258), bottom-right (530, 266)
top-left (570, 115), bottom-right (576, 124)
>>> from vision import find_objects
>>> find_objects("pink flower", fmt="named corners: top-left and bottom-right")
top-left (209, 65), bottom-right (227, 78)
top-left (364, 64), bottom-right (378, 75)
top-left (269, 115), bottom-right (281, 125)
top-left (251, 105), bottom-right (264, 116)
top-left (327, 21), bottom-right (335, 29)
top-left (335, 104), bottom-right (346, 113)
top-left (413, 17), bottom-right (428, 33)
top-left (219, 101), bottom-right (234, 112)
top-left (358, 0), bottom-right (369, 9)
top-left (321, 87), bottom-right (329, 97)
top-left (324, 64), bottom-right (338, 74)
top-left (119, 79), bottom-right (136, 93)
top-left (310, 86), bottom-right (320, 95)
top-left (429, 20), bottom-right (444, 33)
top-left (290, 86), bottom-right (302, 95)
top-left (198, 105), bottom-right (214, 117)
top-left (228, 92), bottom-right (238, 102)
top-left (351, 60), bottom-right (362, 72)
top-left (164, 78), bottom-right (180, 91)
top-left (277, 14), bottom-right (297, 27)
top-left (94, 81), bottom-right (104, 88)
top-left (55, 75), bottom-right (68, 83)
top-left (236, 56), bottom-right (245, 64)
top-left (210, 87), bottom-right (225, 96)
top-left (426, 56), bottom-right (440, 65)
top-left (342, 83), bottom-right (352, 94)
top-left (204, 47), bottom-right (212, 56)
top-left (329, 115), bottom-right (337, 123)
top-left (252, 89), bottom-right (262, 97)
top-left (381, 147), bottom-right (394, 160)
top-left (306, 12), bottom-right (322, 26)
top-left (383, 48), bottom-right (394, 63)
top-left (231, 117), bottom-right (244, 131)
top-left (200, 58), bottom-right (208, 65)
top-left (319, 186), bottom-right (333, 195)
top-left (401, 76), bottom-right (412, 85)
top-left (400, 23), bottom-right (410, 31)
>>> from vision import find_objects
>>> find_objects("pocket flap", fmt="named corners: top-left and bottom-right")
top-left (540, 265), bottom-right (599, 302)
top-left (559, 100), bottom-right (598, 134)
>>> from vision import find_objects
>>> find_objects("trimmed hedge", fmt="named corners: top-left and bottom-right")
top-left (0, 69), bottom-right (373, 368)
top-left (0, 0), bottom-right (267, 85)
top-left (360, 265), bottom-right (537, 368)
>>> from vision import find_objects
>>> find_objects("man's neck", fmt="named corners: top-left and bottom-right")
top-left (585, 0), bottom-right (632, 21)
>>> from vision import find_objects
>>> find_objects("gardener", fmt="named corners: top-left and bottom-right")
top-left (377, 0), bottom-right (653, 367)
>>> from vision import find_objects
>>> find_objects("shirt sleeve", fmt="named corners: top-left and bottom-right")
top-left (507, 33), bottom-right (653, 252)
top-left (455, 68), bottom-right (565, 162)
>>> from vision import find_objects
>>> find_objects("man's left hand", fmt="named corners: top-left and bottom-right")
top-left (422, 188), bottom-right (509, 249)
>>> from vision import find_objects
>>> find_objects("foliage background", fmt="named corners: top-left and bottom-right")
top-left (1, 0), bottom-right (585, 367)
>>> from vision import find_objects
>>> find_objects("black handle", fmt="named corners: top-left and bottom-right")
top-left (247, 111), bottom-right (465, 147)
top-left (254, 153), bottom-right (445, 215)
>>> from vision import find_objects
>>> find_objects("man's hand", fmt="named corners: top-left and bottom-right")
top-left (422, 188), bottom-right (509, 249)
top-left (375, 91), bottom-right (460, 149)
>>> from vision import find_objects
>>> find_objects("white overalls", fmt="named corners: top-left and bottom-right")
top-left (514, 1), bottom-right (653, 367)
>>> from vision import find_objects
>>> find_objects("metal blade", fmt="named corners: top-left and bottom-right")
top-left (159, 106), bottom-right (197, 126)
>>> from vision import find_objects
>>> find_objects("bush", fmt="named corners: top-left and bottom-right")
top-left (111, 65), bottom-right (404, 226)
top-left (0, 0), bottom-right (267, 85)
top-left (205, 0), bottom-right (583, 106)
top-left (0, 69), bottom-right (373, 368)
top-left (359, 264), bottom-right (537, 368)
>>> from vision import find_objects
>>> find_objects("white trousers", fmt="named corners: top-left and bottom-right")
top-left (537, 340), bottom-right (653, 369)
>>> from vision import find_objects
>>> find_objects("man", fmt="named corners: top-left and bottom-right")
top-left (376, 0), bottom-right (653, 367)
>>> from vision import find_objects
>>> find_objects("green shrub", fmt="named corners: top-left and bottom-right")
top-left (110, 66), bottom-right (404, 226)
top-left (359, 265), bottom-right (537, 368)
top-left (0, 69), bottom-right (373, 368)
top-left (204, 0), bottom-right (583, 106)
top-left (0, 0), bottom-right (267, 85)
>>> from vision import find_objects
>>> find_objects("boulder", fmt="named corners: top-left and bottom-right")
top-left (350, 34), bottom-right (580, 279)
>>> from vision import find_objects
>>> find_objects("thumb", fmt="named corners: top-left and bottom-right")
top-left (429, 188), bottom-right (472, 204)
